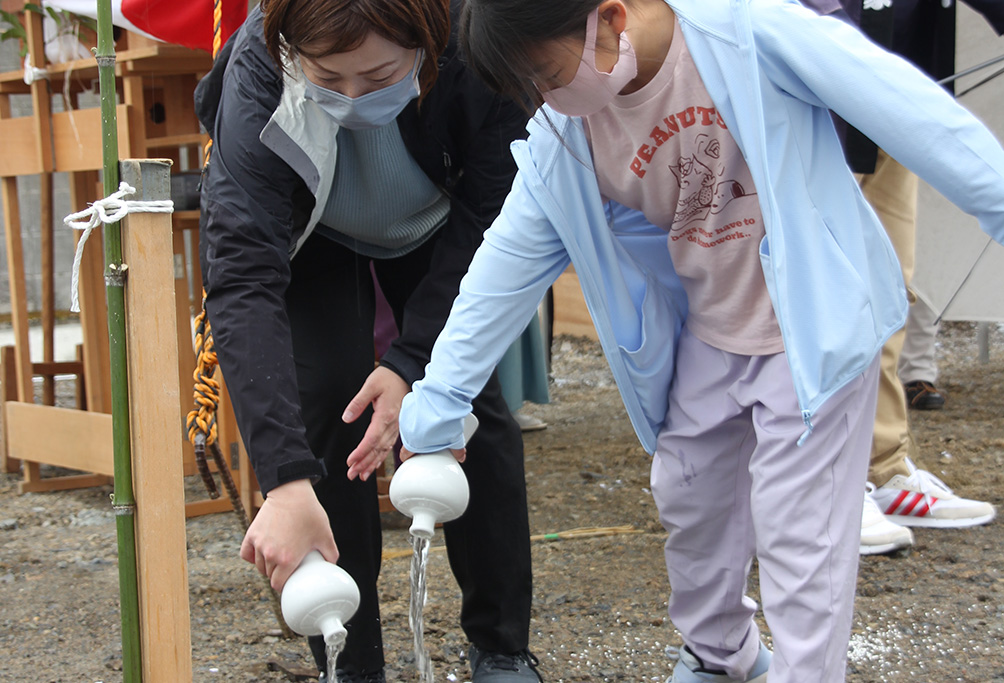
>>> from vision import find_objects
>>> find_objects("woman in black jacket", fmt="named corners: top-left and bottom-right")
top-left (195, 0), bottom-right (539, 680)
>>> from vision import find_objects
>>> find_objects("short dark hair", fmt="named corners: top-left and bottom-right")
top-left (261, 0), bottom-right (450, 102)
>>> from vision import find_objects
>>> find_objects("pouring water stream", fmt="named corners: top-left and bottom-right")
top-left (390, 415), bottom-right (477, 682)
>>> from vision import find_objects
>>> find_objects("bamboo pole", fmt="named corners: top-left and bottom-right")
top-left (93, 0), bottom-right (142, 679)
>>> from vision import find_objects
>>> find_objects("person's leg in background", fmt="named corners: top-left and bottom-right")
top-left (898, 296), bottom-right (945, 410)
top-left (497, 307), bottom-right (551, 433)
top-left (857, 151), bottom-right (994, 540)
top-left (857, 150), bottom-right (918, 490)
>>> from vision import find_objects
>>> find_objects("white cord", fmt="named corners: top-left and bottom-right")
top-left (64, 181), bottom-right (174, 312)
top-left (22, 54), bottom-right (49, 85)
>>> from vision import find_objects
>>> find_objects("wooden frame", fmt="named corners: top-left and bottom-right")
top-left (552, 266), bottom-right (599, 341)
top-left (0, 12), bottom-right (260, 517)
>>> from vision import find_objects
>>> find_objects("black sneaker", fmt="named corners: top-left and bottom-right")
top-left (904, 380), bottom-right (945, 410)
top-left (468, 645), bottom-right (543, 682)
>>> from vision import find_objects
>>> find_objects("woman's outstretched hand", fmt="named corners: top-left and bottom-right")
top-left (239, 479), bottom-right (338, 592)
top-left (343, 365), bottom-right (410, 481)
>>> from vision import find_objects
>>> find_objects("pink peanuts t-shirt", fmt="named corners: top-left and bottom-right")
top-left (584, 17), bottom-right (783, 355)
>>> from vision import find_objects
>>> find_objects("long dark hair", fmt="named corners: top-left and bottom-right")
top-left (459, 0), bottom-right (599, 107)
top-left (261, 0), bottom-right (450, 102)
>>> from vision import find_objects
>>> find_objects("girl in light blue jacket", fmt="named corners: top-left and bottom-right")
top-left (384, 0), bottom-right (1004, 680)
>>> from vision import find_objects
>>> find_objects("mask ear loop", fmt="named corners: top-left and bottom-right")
top-left (583, 7), bottom-right (636, 79)
top-left (582, 6), bottom-right (601, 71)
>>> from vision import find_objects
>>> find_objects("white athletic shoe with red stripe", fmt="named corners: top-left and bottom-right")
top-left (860, 487), bottom-right (914, 554)
top-left (870, 459), bottom-right (996, 528)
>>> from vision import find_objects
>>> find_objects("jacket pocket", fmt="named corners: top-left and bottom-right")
top-left (616, 275), bottom-right (685, 437)
top-left (759, 215), bottom-right (878, 415)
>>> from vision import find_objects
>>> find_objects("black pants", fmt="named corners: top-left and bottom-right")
top-left (286, 233), bottom-right (533, 676)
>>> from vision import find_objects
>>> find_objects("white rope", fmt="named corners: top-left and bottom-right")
top-left (22, 55), bottom-right (49, 85)
top-left (63, 182), bottom-right (174, 312)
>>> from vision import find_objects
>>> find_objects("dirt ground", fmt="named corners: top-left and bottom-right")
top-left (1, 322), bottom-right (1002, 683)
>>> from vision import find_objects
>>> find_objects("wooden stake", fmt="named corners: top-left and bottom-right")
top-left (120, 158), bottom-right (192, 682)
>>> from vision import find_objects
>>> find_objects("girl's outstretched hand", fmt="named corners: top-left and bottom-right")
top-left (343, 365), bottom-right (410, 481)
top-left (239, 479), bottom-right (339, 592)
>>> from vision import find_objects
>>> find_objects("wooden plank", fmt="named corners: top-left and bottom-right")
top-left (184, 497), bottom-right (233, 519)
top-left (24, 11), bottom-right (53, 173)
top-left (146, 133), bottom-right (206, 149)
top-left (1, 43), bottom-right (211, 89)
top-left (239, 438), bottom-right (256, 519)
top-left (22, 460), bottom-right (41, 486)
top-left (216, 374), bottom-right (257, 518)
top-left (121, 77), bottom-right (147, 159)
top-left (0, 118), bottom-right (43, 175)
top-left (31, 361), bottom-right (84, 376)
top-left (115, 45), bottom-right (212, 77)
top-left (51, 106), bottom-right (132, 173)
top-left (172, 210), bottom-right (201, 233)
top-left (173, 228), bottom-right (197, 471)
top-left (76, 344), bottom-right (86, 410)
top-left (5, 403), bottom-right (113, 475)
top-left (552, 268), bottom-right (599, 341)
top-left (70, 171), bottom-right (112, 414)
top-left (119, 159), bottom-right (192, 683)
top-left (162, 74), bottom-right (200, 138)
top-left (19, 473), bottom-right (111, 494)
top-left (1, 177), bottom-right (35, 402)
top-left (0, 80), bottom-right (31, 95)
top-left (1, 346), bottom-right (19, 473)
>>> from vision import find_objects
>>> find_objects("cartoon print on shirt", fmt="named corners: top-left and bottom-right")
top-left (669, 134), bottom-right (754, 230)
top-left (669, 153), bottom-right (715, 224)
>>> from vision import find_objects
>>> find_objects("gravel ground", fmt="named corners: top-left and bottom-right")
top-left (0, 322), bottom-right (1002, 682)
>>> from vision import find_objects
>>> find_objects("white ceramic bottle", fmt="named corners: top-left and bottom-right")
top-left (389, 414), bottom-right (478, 538)
top-left (280, 551), bottom-right (361, 645)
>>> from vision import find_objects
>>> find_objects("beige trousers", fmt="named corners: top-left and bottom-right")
top-left (856, 149), bottom-right (918, 485)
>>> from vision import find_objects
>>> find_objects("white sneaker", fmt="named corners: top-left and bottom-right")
top-left (860, 486), bottom-right (914, 555)
top-left (513, 412), bottom-right (547, 432)
top-left (871, 458), bottom-right (996, 528)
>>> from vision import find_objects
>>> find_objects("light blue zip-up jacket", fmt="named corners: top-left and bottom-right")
top-left (399, 0), bottom-right (1004, 455)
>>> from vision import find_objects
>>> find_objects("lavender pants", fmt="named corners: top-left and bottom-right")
top-left (651, 327), bottom-right (879, 682)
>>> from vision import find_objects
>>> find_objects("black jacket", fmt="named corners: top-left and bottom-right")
top-left (890, 0), bottom-right (1004, 88)
top-left (842, 0), bottom-right (1004, 172)
top-left (194, 3), bottom-right (528, 493)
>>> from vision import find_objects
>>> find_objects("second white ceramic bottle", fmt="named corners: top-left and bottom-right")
top-left (389, 414), bottom-right (478, 538)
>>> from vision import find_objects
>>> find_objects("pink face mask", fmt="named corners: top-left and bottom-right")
top-left (541, 7), bottom-right (638, 117)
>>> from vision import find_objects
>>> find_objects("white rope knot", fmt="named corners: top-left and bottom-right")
top-left (22, 55), bottom-right (49, 85)
top-left (64, 181), bottom-right (174, 312)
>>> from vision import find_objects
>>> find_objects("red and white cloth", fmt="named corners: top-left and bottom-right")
top-left (45, 0), bottom-right (245, 53)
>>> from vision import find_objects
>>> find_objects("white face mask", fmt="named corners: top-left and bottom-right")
top-left (303, 50), bottom-right (423, 129)
top-left (541, 9), bottom-right (637, 117)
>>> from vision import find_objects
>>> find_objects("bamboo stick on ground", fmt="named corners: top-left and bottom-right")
top-left (381, 525), bottom-right (645, 561)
